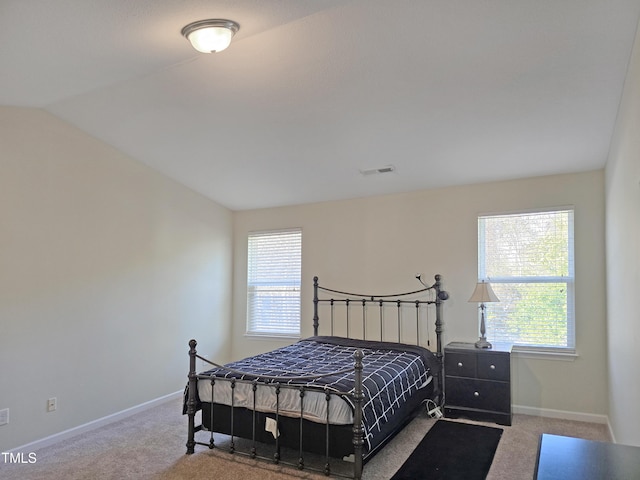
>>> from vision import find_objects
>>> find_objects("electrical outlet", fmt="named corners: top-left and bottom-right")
top-left (47, 397), bottom-right (57, 412)
top-left (0, 408), bottom-right (9, 426)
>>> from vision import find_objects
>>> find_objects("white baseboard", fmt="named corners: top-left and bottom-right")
top-left (8, 390), bottom-right (182, 454)
top-left (607, 419), bottom-right (617, 443)
top-left (513, 404), bottom-right (609, 425)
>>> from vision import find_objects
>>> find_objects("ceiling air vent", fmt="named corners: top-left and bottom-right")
top-left (359, 165), bottom-right (396, 176)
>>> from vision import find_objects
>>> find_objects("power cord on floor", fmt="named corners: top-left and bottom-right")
top-left (425, 398), bottom-right (443, 419)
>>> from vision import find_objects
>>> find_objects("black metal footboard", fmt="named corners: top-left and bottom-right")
top-left (185, 339), bottom-right (366, 479)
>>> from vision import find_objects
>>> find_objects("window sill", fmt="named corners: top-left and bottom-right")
top-left (512, 347), bottom-right (578, 361)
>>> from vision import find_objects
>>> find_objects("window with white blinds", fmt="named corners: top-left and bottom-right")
top-left (246, 229), bottom-right (302, 337)
top-left (478, 209), bottom-right (575, 350)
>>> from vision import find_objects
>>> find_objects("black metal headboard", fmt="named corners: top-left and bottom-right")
top-left (312, 275), bottom-right (449, 358)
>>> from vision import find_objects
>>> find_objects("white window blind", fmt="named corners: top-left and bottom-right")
top-left (247, 229), bottom-right (302, 337)
top-left (478, 209), bottom-right (575, 350)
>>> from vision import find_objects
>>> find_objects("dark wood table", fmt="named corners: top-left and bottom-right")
top-left (534, 433), bottom-right (640, 479)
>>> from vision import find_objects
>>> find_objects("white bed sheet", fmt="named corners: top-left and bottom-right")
top-left (197, 375), bottom-right (432, 426)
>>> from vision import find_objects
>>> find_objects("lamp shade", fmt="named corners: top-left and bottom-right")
top-left (468, 280), bottom-right (500, 303)
top-left (181, 19), bottom-right (239, 53)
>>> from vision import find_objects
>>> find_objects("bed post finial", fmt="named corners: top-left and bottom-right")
top-left (313, 276), bottom-right (319, 336)
top-left (186, 339), bottom-right (198, 454)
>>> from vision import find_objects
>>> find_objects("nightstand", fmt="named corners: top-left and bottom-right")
top-left (443, 342), bottom-right (512, 426)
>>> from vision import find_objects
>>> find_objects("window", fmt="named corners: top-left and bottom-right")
top-left (247, 229), bottom-right (302, 337)
top-left (478, 209), bottom-right (575, 351)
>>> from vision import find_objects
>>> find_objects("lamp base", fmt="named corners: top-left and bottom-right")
top-left (475, 337), bottom-right (492, 349)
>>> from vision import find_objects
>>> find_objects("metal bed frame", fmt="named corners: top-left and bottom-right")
top-left (185, 274), bottom-right (448, 479)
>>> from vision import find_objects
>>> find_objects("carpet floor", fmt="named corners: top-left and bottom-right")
top-left (0, 397), bottom-right (610, 480)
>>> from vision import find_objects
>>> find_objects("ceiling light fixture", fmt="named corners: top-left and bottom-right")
top-left (181, 19), bottom-right (240, 53)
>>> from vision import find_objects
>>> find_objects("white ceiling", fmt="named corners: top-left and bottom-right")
top-left (2, 1), bottom-right (640, 210)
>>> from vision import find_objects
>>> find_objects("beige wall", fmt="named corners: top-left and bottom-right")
top-left (605, 19), bottom-right (640, 446)
top-left (233, 170), bottom-right (607, 419)
top-left (0, 107), bottom-right (233, 452)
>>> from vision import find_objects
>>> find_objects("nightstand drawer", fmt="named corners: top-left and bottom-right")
top-left (477, 353), bottom-right (510, 381)
top-left (446, 377), bottom-right (511, 413)
top-left (444, 352), bottom-right (477, 378)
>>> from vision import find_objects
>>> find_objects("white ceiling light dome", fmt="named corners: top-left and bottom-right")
top-left (181, 19), bottom-right (240, 53)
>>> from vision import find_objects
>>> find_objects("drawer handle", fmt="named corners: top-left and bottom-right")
top-left (474, 392), bottom-right (480, 397)
top-left (457, 362), bottom-right (463, 367)
top-left (490, 364), bottom-right (496, 370)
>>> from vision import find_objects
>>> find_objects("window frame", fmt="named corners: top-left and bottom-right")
top-left (477, 207), bottom-right (576, 353)
top-left (246, 228), bottom-right (302, 339)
